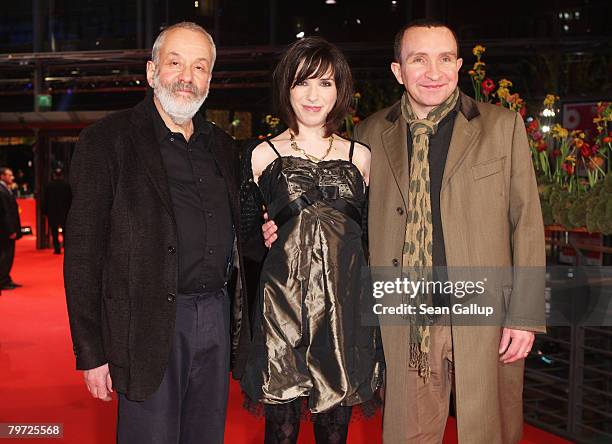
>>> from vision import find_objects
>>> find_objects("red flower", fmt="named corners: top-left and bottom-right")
top-left (527, 120), bottom-right (539, 133)
top-left (591, 144), bottom-right (600, 155)
top-left (481, 78), bottom-right (495, 95)
top-left (519, 106), bottom-right (527, 118)
top-left (552, 149), bottom-right (561, 158)
top-left (603, 136), bottom-right (612, 144)
top-left (531, 131), bottom-right (543, 141)
top-left (537, 140), bottom-right (548, 152)
top-left (580, 143), bottom-right (591, 157)
top-left (562, 162), bottom-right (575, 175)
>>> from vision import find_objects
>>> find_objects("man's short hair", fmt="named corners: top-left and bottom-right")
top-left (151, 21), bottom-right (216, 68)
top-left (0, 167), bottom-right (11, 177)
top-left (273, 36), bottom-right (353, 138)
top-left (393, 19), bottom-right (460, 62)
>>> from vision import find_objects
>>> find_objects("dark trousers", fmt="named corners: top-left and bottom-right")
top-left (117, 289), bottom-right (231, 444)
top-left (0, 237), bottom-right (15, 285)
top-left (49, 223), bottom-right (64, 253)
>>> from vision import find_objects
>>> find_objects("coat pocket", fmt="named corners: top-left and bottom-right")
top-left (472, 157), bottom-right (505, 181)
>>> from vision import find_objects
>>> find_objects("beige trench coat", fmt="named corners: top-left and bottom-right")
top-left (354, 92), bottom-right (546, 444)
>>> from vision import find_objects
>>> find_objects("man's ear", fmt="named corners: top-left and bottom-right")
top-left (456, 57), bottom-right (463, 72)
top-left (390, 61), bottom-right (404, 85)
top-left (146, 61), bottom-right (156, 88)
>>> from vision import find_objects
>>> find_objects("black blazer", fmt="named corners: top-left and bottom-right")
top-left (0, 184), bottom-right (21, 239)
top-left (64, 94), bottom-right (251, 401)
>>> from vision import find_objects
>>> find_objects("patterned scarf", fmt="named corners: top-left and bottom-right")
top-left (401, 87), bottom-right (459, 379)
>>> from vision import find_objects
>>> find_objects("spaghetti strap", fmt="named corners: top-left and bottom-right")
top-left (348, 140), bottom-right (355, 163)
top-left (264, 139), bottom-right (282, 158)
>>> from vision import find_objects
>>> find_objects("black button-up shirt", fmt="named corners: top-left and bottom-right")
top-left (151, 100), bottom-right (233, 294)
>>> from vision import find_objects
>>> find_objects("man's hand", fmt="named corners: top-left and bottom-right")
top-left (499, 328), bottom-right (535, 364)
top-left (262, 213), bottom-right (278, 249)
top-left (83, 363), bottom-right (113, 401)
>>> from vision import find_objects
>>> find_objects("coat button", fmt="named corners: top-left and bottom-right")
top-left (167, 293), bottom-right (176, 302)
top-left (396, 207), bottom-right (404, 215)
top-left (392, 258), bottom-right (399, 267)
top-left (168, 246), bottom-right (176, 254)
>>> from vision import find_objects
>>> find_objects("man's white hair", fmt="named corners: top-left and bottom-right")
top-left (151, 22), bottom-right (216, 68)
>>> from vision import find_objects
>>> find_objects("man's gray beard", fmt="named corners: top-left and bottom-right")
top-left (152, 73), bottom-right (208, 125)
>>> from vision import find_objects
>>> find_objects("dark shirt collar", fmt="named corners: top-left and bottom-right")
top-left (146, 89), bottom-right (210, 143)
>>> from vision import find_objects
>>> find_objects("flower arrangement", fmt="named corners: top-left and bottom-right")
top-left (344, 92), bottom-right (362, 138)
top-left (469, 45), bottom-right (612, 234)
top-left (258, 114), bottom-right (282, 140)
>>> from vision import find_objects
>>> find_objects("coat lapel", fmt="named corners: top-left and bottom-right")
top-left (381, 107), bottom-right (409, 208)
top-left (442, 93), bottom-right (482, 191)
top-left (130, 101), bottom-right (175, 217)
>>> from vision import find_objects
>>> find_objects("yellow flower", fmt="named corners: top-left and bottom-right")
top-left (496, 87), bottom-right (510, 100)
top-left (543, 94), bottom-right (559, 108)
top-left (566, 155), bottom-right (576, 162)
top-left (353, 92), bottom-right (361, 99)
top-left (552, 124), bottom-right (569, 139)
top-left (498, 79), bottom-right (513, 88)
top-left (473, 61), bottom-right (485, 70)
top-left (468, 70), bottom-right (476, 76)
top-left (265, 114), bottom-right (280, 128)
top-left (472, 45), bottom-right (486, 57)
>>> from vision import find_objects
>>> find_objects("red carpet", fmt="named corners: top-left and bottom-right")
top-left (0, 238), bottom-right (571, 443)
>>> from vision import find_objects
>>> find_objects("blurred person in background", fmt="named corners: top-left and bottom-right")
top-left (43, 168), bottom-right (72, 254)
top-left (0, 166), bottom-right (22, 290)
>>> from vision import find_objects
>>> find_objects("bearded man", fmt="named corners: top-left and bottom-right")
top-left (65, 22), bottom-right (249, 444)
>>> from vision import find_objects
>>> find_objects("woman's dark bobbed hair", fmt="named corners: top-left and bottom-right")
top-left (272, 36), bottom-right (353, 137)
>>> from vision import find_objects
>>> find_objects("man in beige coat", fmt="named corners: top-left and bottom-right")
top-left (352, 20), bottom-right (546, 444)
top-left (263, 19), bottom-right (545, 444)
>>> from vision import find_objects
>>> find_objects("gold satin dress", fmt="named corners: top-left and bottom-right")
top-left (241, 143), bottom-right (383, 414)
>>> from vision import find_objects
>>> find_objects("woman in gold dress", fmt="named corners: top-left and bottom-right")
top-left (240, 36), bottom-right (383, 444)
